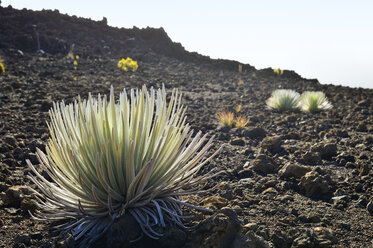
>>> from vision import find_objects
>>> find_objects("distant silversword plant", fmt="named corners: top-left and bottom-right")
top-left (299, 91), bottom-right (332, 112)
top-left (27, 85), bottom-right (222, 247)
top-left (266, 89), bottom-right (300, 111)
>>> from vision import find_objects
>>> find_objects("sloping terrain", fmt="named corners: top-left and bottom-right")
top-left (0, 5), bottom-right (373, 248)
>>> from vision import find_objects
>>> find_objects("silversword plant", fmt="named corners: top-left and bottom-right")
top-left (27, 85), bottom-right (221, 247)
top-left (299, 91), bottom-right (332, 112)
top-left (266, 89), bottom-right (300, 111)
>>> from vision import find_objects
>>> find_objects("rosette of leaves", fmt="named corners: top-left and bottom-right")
top-left (299, 91), bottom-right (332, 112)
top-left (266, 89), bottom-right (300, 111)
top-left (27, 85), bottom-right (221, 247)
top-left (217, 111), bottom-right (235, 127)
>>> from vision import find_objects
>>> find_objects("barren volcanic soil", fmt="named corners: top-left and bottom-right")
top-left (1, 5), bottom-right (373, 248)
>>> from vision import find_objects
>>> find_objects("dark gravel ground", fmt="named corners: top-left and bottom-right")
top-left (1, 5), bottom-right (373, 248)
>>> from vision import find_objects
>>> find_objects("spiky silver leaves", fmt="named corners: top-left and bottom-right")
top-left (27, 85), bottom-right (221, 247)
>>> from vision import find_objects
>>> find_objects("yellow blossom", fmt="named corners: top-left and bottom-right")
top-left (235, 104), bottom-right (242, 113)
top-left (273, 68), bottom-right (284, 75)
top-left (118, 57), bottom-right (138, 72)
top-left (0, 61), bottom-right (5, 74)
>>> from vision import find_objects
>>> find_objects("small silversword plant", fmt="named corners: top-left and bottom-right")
top-left (27, 85), bottom-right (222, 247)
top-left (266, 89), bottom-right (300, 111)
top-left (299, 91), bottom-right (332, 112)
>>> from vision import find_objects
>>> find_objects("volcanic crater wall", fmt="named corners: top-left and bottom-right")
top-left (0, 5), bottom-right (258, 72)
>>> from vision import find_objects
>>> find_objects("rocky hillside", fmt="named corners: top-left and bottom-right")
top-left (1, 4), bottom-right (373, 248)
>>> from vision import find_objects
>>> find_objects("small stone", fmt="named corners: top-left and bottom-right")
top-left (5, 207), bottom-right (18, 214)
top-left (302, 151), bottom-right (321, 165)
top-left (356, 196), bottom-right (368, 208)
top-left (337, 153), bottom-right (355, 163)
top-left (230, 138), bottom-right (246, 146)
top-left (14, 235), bottom-right (31, 246)
top-left (261, 187), bottom-right (277, 195)
top-left (237, 168), bottom-right (254, 179)
top-left (346, 162), bottom-right (355, 169)
top-left (336, 130), bottom-right (349, 138)
top-left (286, 115), bottom-right (297, 122)
top-left (3, 158), bottom-right (16, 167)
top-left (279, 163), bottom-right (311, 179)
top-left (243, 147), bottom-right (254, 156)
top-left (190, 208), bottom-right (243, 248)
top-left (21, 199), bottom-right (38, 212)
top-left (4, 185), bottom-right (32, 207)
top-left (292, 227), bottom-right (337, 247)
top-left (299, 170), bottom-right (330, 198)
top-left (217, 182), bottom-right (230, 190)
top-left (364, 136), bottom-right (373, 145)
top-left (311, 143), bottom-right (337, 160)
top-left (4, 136), bottom-right (18, 148)
top-left (30, 232), bottom-right (43, 240)
top-left (355, 183), bottom-right (363, 192)
top-left (283, 132), bottom-right (300, 140)
top-left (358, 152), bottom-right (369, 160)
top-left (261, 136), bottom-right (283, 154)
top-left (271, 230), bottom-right (288, 248)
top-left (338, 222), bottom-right (351, 230)
top-left (243, 223), bottom-right (258, 232)
top-left (40, 99), bottom-right (53, 112)
top-left (28, 140), bottom-right (46, 153)
top-left (25, 153), bottom-right (39, 164)
top-left (249, 116), bottom-right (260, 123)
top-left (251, 154), bottom-right (278, 175)
top-left (241, 231), bottom-right (271, 248)
top-left (218, 133), bottom-right (230, 141)
top-left (313, 227), bottom-right (337, 245)
top-left (332, 195), bottom-right (349, 210)
top-left (242, 127), bottom-right (266, 140)
top-left (203, 195), bottom-right (228, 209)
top-left (357, 122), bottom-right (367, 132)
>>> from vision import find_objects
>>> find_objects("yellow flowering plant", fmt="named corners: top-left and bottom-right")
top-left (235, 104), bottom-right (242, 113)
top-left (273, 68), bottom-right (284, 75)
top-left (118, 57), bottom-right (138, 72)
top-left (0, 61), bottom-right (5, 74)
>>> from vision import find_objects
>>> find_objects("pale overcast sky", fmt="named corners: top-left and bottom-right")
top-left (2, 0), bottom-right (373, 88)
